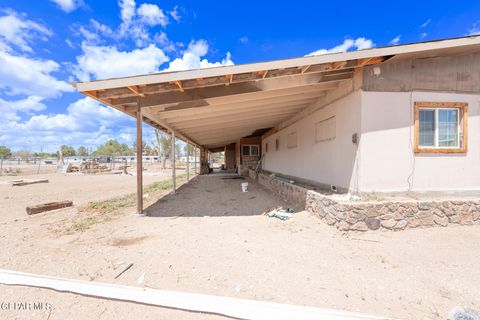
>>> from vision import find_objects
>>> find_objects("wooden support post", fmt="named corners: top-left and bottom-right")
top-left (199, 147), bottom-right (205, 175)
top-left (194, 147), bottom-right (197, 175)
top-left (136, 106), bottom-right (143, 215)
top-left (171, 131), bottom-right (176, 194)
top-left (186, 144), bottom-right (190, 181)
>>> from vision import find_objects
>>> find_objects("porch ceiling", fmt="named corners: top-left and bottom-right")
top-left (71, 36), bottom-right (480, 149)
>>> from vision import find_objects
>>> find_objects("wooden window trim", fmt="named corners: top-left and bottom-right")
top-left (241, 144), bottom-right (259, 156)
top-left (413, 101), bottom-right (468, 154)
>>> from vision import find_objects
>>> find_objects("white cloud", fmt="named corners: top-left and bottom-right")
top-left (0, 96), bottom-right (46, 122)
top-left (239, 36), bottom-right (248, 44)
top-left (468, 22), bottom-right (480, 35)
top-left (389, 35), bottom-right (401, 46)
top-left (137, 3), bottom-right (168, 27)
top-left (0, 97), bottom-right (137, 152)
top-left (76, 19), bottom-right (114, 45)
top-left (165, 39), bottom-right (234, 72)
top-left (306, 37), bottom-right (375, 56)
top-left (0, 10), bottom-right (52, 52)
top-left (0, 50), bottom-right (73, 98)
top-left (65, 38), bottom-right (75, 48)
top-left (169, 6), bottom-right (181, 22)
top-left (153, 32), bottom-right (176, 52)
top-left (419, 32), bottom-right (427, 39)
top-left (73, 43), bottom-right (169, 80)
top-left (420, 18), bottom-right (431, 28)
top-left (119, 0), bottom-right (136, 27)
top-left (469, 28), bottom-right (480, 35)
top-left (50, 0), bottom-right (83, 13)
top-left (78, 25), bottom-right (102, 44)
top-left (22, 97), bottom-right (126, 131)
top-left (90, 19), bottom-right (113, 36)
top-left (117, 0), bottom-right (159, 46)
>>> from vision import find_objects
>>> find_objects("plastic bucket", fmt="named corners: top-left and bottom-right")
top-left (241, 182), bottom-right (248, 192)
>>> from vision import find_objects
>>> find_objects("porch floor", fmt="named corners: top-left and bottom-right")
top-left (145, 174), bottom-right (290, 217)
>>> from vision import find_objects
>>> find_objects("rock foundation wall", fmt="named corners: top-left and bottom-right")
top-left (254, 171), bottom-right (480, 231)
top-left (306, 191), bottom-right (480, 231)
top-left (250, 170), bottom-right (307, 211)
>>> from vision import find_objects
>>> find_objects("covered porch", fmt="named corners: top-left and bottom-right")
top-left (71, 37), bottom-right (478, 214)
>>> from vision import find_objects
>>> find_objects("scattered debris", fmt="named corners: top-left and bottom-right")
top-left (80, 160), bottom-right (110, 174)
top-left (171, 213), bottom-right (184, 219)
top-left (114, 263), bottom-right (133, 279)
top-left (350, 238), bottom-right (382, 243)
top-left (264, 207), bottom-right (294, 221)
top-left (26, 201), bottom-right (73, 215)
top-left (136, 272), bottom-right (146, 285)
top-left (270, 174), bottom-right (295, 184)
top-left (221, 176), bottom-right (245, 180)
top-left (241, 182), bottom-right (249, 192)
top-left (448, 307), bottom-right (480, 320)
top-left (9, 179), bottom-right (49, 186)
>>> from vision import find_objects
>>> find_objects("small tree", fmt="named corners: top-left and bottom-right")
top-left (94, 140), bottom-right (133, 156)
top-left (175, 142), bottom-right (182, 160)
top-left (60, 145), bottom-right (76, 157)
top-left (15, 150), bottom-right (32, 161)
top-left (184, 144), bottom-right (195, 160)
top-left (77, 146), bottom-right (88, 156)
top-left (0, 146), bottom-right (12, 159)
top-left (155, 129), bottom-right (172, 169)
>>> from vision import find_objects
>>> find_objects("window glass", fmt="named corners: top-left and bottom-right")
top-left (251, 146), bottom-right (259, 156)
top-left (419, 110), bottom-right (435, 147)
top-left (438, 109), bottom-right (459, 147)
top-left (242, 145), bottom-right (250, 156)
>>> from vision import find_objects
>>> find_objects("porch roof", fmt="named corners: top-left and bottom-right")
top-left (71, 36), bottom-right (480, 149)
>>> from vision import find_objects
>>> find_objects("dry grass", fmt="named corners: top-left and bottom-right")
top-left (59, 175), bottom-right (188, 234)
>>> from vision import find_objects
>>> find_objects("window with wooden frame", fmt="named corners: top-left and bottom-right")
top-left (241, 144), bottom-right (259, 156)
top-left (414, 102), bottom-right (468, 153)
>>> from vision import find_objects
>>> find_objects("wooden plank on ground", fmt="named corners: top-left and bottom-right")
top-left (0, 268), bottom-right (395, 320)
top-left (11, 179), bottom-right (49, 186)
top-left (26, 201), bottom-right (73, 215)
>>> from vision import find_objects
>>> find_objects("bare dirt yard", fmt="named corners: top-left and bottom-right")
top-left (0, 171), bottom-right (479, 320)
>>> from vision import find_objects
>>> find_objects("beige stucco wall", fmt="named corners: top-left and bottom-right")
top-left (360, 90), bottom-right (480, 192)
top-left (262, 89), bottom-right (480, 193)
top-left (262, 91), bottom-right (361, 192)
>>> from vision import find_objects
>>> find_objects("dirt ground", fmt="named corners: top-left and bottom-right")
top-left (0, 172), bottom-right (479, 320)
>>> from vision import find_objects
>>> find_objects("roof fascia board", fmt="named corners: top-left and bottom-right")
top-left (73, 36), bottom-right (480, 92)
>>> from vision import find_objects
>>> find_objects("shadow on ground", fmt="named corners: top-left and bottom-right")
top-left (144, 174), bottom-right (288, 217)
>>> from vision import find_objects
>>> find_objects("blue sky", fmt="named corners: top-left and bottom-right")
top-left (0, 0), bottom-right (479, 152)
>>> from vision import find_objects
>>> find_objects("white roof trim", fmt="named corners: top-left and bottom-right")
top-left (72, 36), bottom-right (480, 92)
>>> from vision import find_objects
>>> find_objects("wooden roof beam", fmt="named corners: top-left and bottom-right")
top-left (174, 80), bottom-right (184, 92)
top-left (171, 106), bottom-right (309, 130)
top-left (110, 75), bottom-right (344, 107)
top-left (156, 90), bottom-right (326, 119)
top-left (162, 101), bottom-right (315, 124)
top-left (225, 74), bottom-right (233, 85)
top-left (127, 86), bottom-right (145, 97)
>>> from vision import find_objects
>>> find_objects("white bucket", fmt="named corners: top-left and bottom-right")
top-left (241, 182), bottom-right (248, 192)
